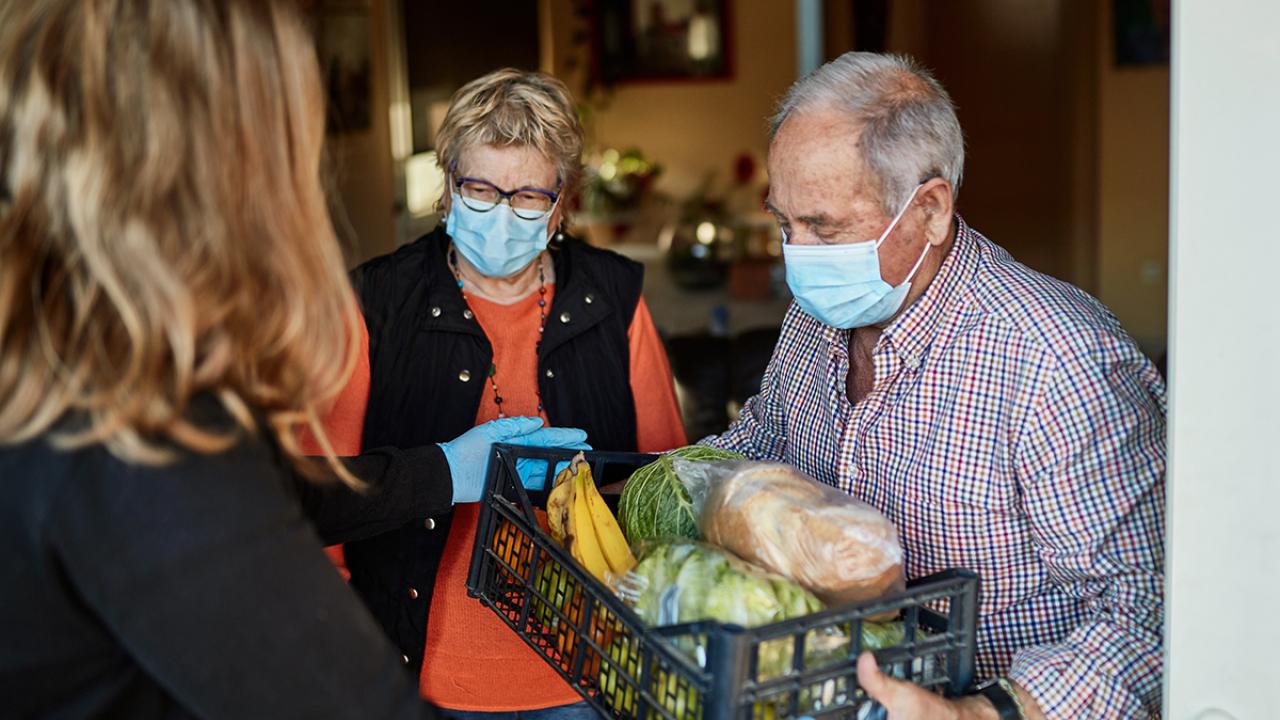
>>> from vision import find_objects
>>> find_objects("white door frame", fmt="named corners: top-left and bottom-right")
top-left (1165, 1), bottom-right (1280, 717)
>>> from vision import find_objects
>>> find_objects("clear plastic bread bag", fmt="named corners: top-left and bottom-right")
top-left (671, 458), bottom-right (906, 607)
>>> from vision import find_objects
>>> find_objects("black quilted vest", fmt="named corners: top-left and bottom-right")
top-left (345, 227), bottom-right (642, 673)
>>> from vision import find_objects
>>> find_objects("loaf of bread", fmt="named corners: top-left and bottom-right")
top-left (700, 462), bottom-right (904, 606)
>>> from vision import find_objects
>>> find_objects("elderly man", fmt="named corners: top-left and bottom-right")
top-left (705, 52), bottom-right (1164, 719)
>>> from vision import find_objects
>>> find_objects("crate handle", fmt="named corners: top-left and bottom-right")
top-left (494, 443), bottom-right (541, 526)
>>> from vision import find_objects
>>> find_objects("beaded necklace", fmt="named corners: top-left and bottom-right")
top-left (448, 244), bottom-right (549, 418)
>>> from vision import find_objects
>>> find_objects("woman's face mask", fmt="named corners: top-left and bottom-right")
top-left (445, 191), bottom-right (557, 278)
top-left (444, 145), bottom-right (561, 279)
top-left (782, 184), bottom-right (929, 329)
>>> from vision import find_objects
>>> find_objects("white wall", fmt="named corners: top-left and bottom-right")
top-left (1165, 2), bottom-right (1280, 718)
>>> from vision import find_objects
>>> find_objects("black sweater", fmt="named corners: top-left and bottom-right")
top-left (0, 420), bottom-right (449, 719)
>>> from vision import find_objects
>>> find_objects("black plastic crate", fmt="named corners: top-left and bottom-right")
top-left (466, 444), bottom-right (980, 719)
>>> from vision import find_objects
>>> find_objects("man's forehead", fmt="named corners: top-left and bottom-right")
top-left (767, 145), bottom-right (875, 215)
top-left (769, 113), bottom-right (865, 173)
top-left (774, 105), bottom-right (862, 137)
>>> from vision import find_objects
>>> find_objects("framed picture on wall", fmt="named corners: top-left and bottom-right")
top-left (1113, 0), bottom-right (1170, 66)
top-left (316, 0), bottom-right (372, 133)
top-left (594, 0), bottom-right (732, 84)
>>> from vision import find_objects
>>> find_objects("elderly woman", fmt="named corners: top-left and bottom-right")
top-left (320, 69), bottom-right (686, 717)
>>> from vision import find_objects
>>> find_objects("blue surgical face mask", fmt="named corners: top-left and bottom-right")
top-left (445, 191), bottom-right (555, 278)
top-left (782, 185), bottom-right (929, 329)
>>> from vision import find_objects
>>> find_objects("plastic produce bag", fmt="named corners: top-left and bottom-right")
top-left (605, 541), bottom-right (908, 718)
top-left (617, 541), bottom-right (903, 678)
top-left (622, 540), bottom-right (824, 629)
top-left (615, 445), bottom-right (746, 544)
top-left (673, 458), bottom-right (906, 607)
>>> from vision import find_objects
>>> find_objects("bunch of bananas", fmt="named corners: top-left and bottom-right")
top-left (546, 453), bottom-right (636, 582)
top-left (526, 453), bottom-right (633, 663)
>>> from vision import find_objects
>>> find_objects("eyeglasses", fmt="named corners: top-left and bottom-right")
top-left (453, 176), bottom-right (560, 220)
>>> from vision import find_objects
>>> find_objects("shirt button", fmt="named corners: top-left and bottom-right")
top-left (458, 369), bottom-right (471, 382)
top-left (584, 293), bottom-right (595, 304)
top-left (904, 354), bottom-right (920, 370)
top-left (462, 309), bottom-right (474, 320)
top-left (430, 306), bottom-right (442, 318)
top-left (545, 369), bottom-right (555, 379)
top-left (401, 654), bottom-right (410, 665)
top-left (560, 312), bottom-right (571, 324)
top-left (408, 587), bottom-right (420, 600)
top-left (423, 517), bottom-right (436, 530)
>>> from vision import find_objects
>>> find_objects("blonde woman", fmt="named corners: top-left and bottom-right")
top-left (319, 69), bottom-right (686, 716)
top-left (0, 2), bottom-right (583, 718)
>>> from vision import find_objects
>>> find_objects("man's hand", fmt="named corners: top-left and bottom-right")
top-left (856, 652), bottom-right (1043, 720)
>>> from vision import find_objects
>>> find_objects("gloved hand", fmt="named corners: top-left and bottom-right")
top-left (514, 457), bottom-right (580, 492)
top-left (439, 416), bottom-right (590, 504)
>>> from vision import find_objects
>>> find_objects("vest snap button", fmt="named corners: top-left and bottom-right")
top-left (458, 369), bottom-right (471, 382)
top-left (462, 309), bottom-right (474, 320)
top-left (584, 294), bottom-right (594, 304)
top-left (424, 517), bottom-right (436, 530)
top-left (560, 312), bottom-right (571, 324)
top-left (430, 306), bottom-right (441, 317)
top-left (545, 369), bottom-right (555, 379)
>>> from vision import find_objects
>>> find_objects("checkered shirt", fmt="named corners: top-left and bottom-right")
top-left (704, 217), bottom-right (1166, 719)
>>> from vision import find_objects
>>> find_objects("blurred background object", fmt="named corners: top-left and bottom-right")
top-left (317, 0), bottom-right (1171, 439)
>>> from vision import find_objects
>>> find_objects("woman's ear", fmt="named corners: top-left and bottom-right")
top-left (547, 205), bottom-right (564, 241)
top-left (917, 177), bottom-right (955, 246)
top-left (438, 175), bottom-right (453, 216)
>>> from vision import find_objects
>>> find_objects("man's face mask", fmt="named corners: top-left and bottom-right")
top-left (782, 184), bottom-right (929, 329)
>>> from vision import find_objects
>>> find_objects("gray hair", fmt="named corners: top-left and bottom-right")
top-left (771, 52), bottom-right (964, 216)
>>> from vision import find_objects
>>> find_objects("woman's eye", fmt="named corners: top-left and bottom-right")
top-left (464, 184), bottom-right (498, 200)
top-left (513, 192), bottom-right (550, 208)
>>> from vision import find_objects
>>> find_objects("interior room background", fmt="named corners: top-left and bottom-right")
top-left (315, 0), bottom-right (1171, 439)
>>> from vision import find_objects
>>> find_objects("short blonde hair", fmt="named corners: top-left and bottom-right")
top-left (0, 0), bottom-right (360, 485)
top-left (434, 68), bottom-right (585, 219)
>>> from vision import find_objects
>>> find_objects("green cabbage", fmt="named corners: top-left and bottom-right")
top-left (617, 445), bottom-right (744, 544)
top-left (601, 541), bottom-right (906, 718)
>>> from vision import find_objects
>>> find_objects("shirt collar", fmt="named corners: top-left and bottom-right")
top-left (879, 214), bottom-right (979, 364)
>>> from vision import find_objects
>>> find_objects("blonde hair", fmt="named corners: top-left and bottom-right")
top-left (0, 0), bottom-right (360, 485)
top-left (434, 68), bottom-right (585, 220)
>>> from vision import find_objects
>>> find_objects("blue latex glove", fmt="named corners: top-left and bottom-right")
top-left (439, 417), bottom-right (589, 503)
top-left (515, 456), bottom-right (583, 492)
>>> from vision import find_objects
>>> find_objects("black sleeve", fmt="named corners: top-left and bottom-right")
top-left (293, 445), bottom-right (454, 545)
top-left (48, 437), bottom-right (440, 720)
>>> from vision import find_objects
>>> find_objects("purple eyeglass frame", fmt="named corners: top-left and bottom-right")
top-left (453, 176), bottom-right (560, 207)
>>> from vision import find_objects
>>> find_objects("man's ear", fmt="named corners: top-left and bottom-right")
top-left (917, 177), bottom-right (955, 246)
